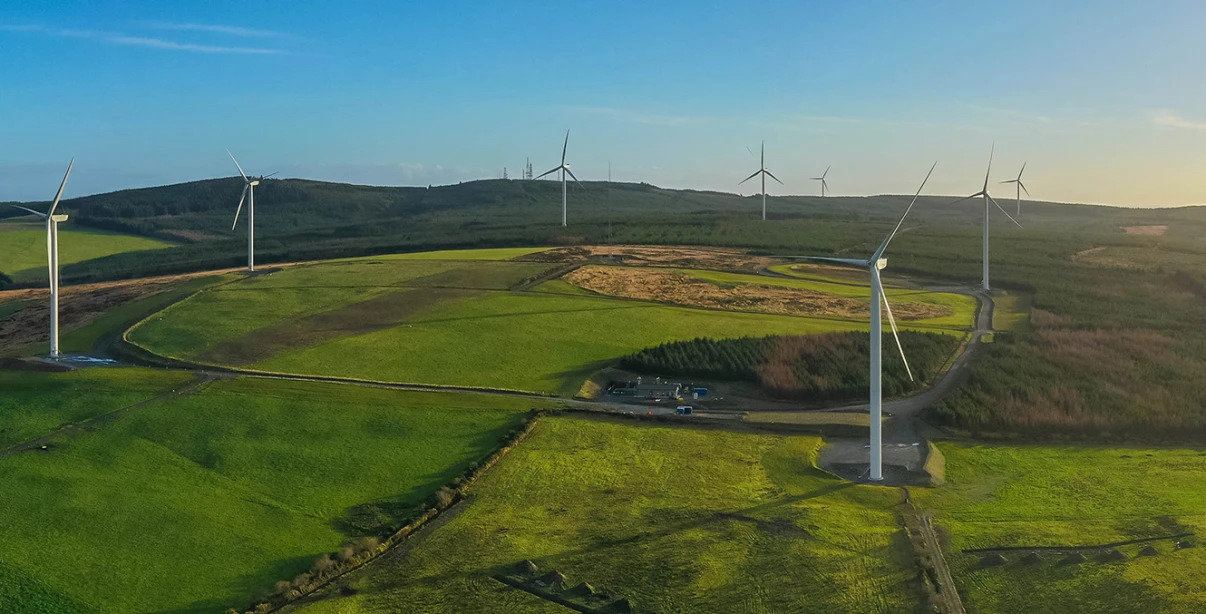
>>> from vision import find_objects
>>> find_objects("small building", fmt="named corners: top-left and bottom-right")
top-left (608, 377), bottom-right (682, 399)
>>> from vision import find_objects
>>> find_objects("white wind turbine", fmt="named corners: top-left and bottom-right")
top-left (948, 144), bottom-right (1022, 291)
top-left (228, 150), bottom-right (276, 272)
top-left (739, 141), bottom-right (782, 220)
top-left (780, 162), bottom-right (936, 482)
top-left (535, 130), bottom-right (580, 226)
top-left (5, 159), bottom-right (74, 358)
top-left (1000, 162), bottom-right (1029, 216)
top-left (811, 165), bottom-right (831, 197)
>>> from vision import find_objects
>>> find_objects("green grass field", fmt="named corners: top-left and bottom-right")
top-left (256, 290), bottom-right (867, 395)
top-left (286, 416), bottom-right (918, 614)
top-left (128, 250), bottom-right (975, 396)
top-left (0, 372), bottom-right (544, 614)
top-left (916, 443), bottom-right (1206, 613)
top-left (991, 291), bottom-right (1033, 332)
top-left (0, 225), bottom-right (173, 282)
top-left (0, 367), bottom-right (193, 449)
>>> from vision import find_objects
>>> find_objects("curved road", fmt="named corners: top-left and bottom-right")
top-left (817, 288), bottom-right (993, 483)
top-left (12, 276), bottom-right (995, 483)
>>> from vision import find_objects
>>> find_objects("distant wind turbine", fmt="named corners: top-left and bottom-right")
top-left (228, 150), bottom-right (276, 272)
top-left (738, 142), bottom-right (782, 221)
top-left (778, 162), bottom-right (936, 482)
top-left (1000, 162), bottom-right (1029, 216)
top-left (5, 159), bottom-right (74, 358)
top-left (948, 144), bottom-right (1022, 291)
top-left (811, 166), bottom-right (831, 197)
top-left (535, 130), bottom-right (580, 226)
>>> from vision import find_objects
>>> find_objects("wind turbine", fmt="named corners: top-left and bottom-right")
top-left (738, 141), bottom-right (782, 220)
top-left (1000, 162), bottom-right (1029, 216)
top-left (535, 130), bottom-right (580, 226)
top-left (811, 166), bottom-right (831, 197)
top-left (228, 150), bottom-right (276, 272)
top-left (948, 144), bottom-right (1022, 291)
top-left (4, 159), bottom-right (73, 358)
top-left (779, 162), bottom-right (936, 482)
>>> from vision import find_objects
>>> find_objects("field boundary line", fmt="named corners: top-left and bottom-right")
top-left (0, 371), bottom-right (214, 457)
top-left (962, 532), bottom-right (1194, 553)
top-left (246, 413), bottom-right (547, 614)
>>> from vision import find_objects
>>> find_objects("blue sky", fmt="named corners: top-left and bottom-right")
top-left (1, 1), bottom-right (1204, 206)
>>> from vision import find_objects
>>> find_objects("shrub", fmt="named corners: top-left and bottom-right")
top-left (273, 580), bottom-right (292, 595)
top-left (435, 487), bottom-right (456, 507)
top-left (291, 572), bottom-right (311, 588)
top-left (337, 545), bottom-right (356, 562)
top-left (312, 555), bottom-right (335, 574)
top-left (358, 536), bottom-right (379, 552)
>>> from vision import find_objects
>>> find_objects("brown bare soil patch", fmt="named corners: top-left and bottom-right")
top-left (520, 245), bottom-right (779, 273)
top-left (0, 269), bottom-right (234, 352)
top-left (1124, 225), bottom-right (1167, 236)
top-left (563, 265), bottom-right (950, 320)
top-left (201, 287), bottom-right (474, 366)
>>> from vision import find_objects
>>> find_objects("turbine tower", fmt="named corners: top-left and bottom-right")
top-left (1001, 162), bottom-right (1029, 216)
top-left (228, 150), bottom-right (276, 272)
top-left (535, 130), bottom-right (580, 226)
top-left (811, 166), bottom-right (831, 197)
top-left (949, 144), bottom-right (1022, 291)
top-left (5, 159), bottom-right (74, 358)
top-left (739, 142), bottom-right (782, 220)
top-left (780, 162), bottom-right (936, 481)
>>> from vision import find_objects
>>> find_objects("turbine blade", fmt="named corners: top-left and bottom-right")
top-left (1000, 179), bottom-right (1017, 184)
top-left (4, 204), bottom-right (48, 218)
top-left (983, 142), bottom-right (994, 192)
top-left (877, 275), bottom-right (913, 382)
top-left (738, 169), bottom-right (761, 185)
top-left (988, 194), bottom-right (1023, 228)
top-left (565, 167), bottom-right (581, 184)
top-left (775, 256), bottom-right (870, 268)
top-left (227, 149), bottom-right (249, 182)
top-left (261, 171), bottom-right (279, 179)
top-left (48, 158), bottom-right (74, 216)
top-left (1019, 161), bottom-right (1027, 178)
top-left (561, 130), bottom-right (569, 164)
top-left (1018, 181), bottom-right (1030, 196)
top-left (232, 185), bottom-right (248, 230)
top-left (822, 165), bottom-right (830, 179)
top-left (872, 161), bottom-right (937, 261)
top-left (535, 166), bottom-right (561, 179)
top-left (765, 169), bottom-right (784, 185)
top-left (947, 193), bottom-right (981, 207)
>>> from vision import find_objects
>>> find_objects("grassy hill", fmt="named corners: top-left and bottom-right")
top-left (5, 174), bottom-right (1201, 287)
top-left (0, 223), bottom-right (173, 283)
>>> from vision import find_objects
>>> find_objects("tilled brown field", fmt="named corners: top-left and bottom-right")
top-left (520, 244), bottom-right (780, 272)
top-left (563, 265), bottom-right (950, 320)
top-left (0, 270), bottom-right (233, 352)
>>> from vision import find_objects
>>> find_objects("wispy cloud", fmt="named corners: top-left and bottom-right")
top-left (1151, 109), bottom-right (1206, 131)
top-left (145, 21), bottom-right (293, 39)
top-left (564, 106), bottom-right (702, 127)
top-left (1, 24), bottom-right (285, 55)
top-left (963, 103), bottom-right (1053, 123)
top-left (757, 113), bottom-right (993, 134)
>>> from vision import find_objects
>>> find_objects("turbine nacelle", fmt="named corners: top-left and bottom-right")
top-left (51, 214), bottom-right (69, 223)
